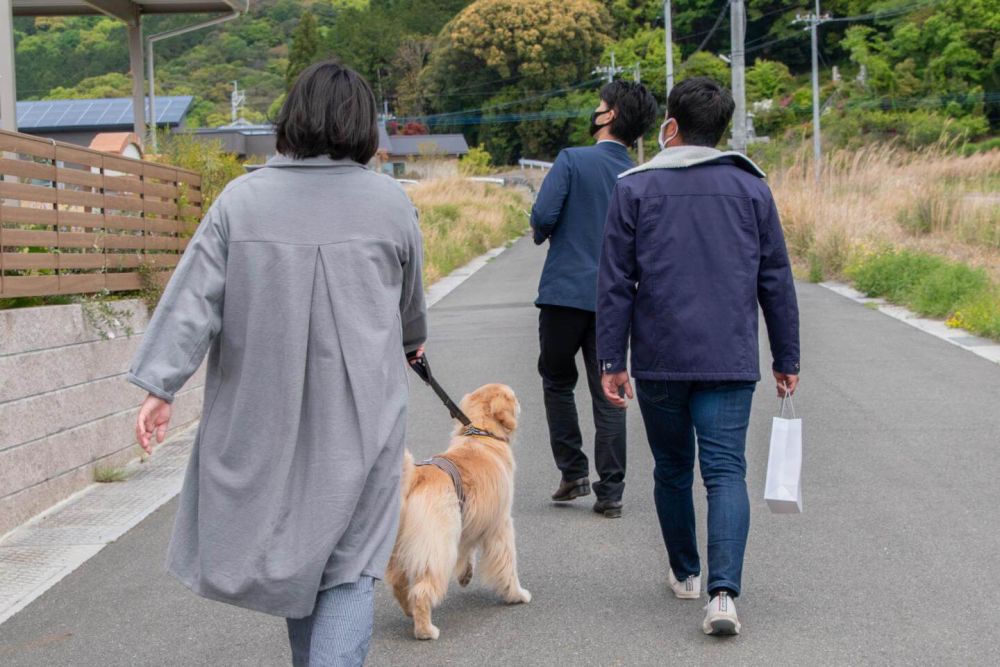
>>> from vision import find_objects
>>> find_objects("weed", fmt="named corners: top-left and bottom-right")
top-left (77, 289), bottom-right (134, 340)
top-left (94, 466), bottom-right (128, 483)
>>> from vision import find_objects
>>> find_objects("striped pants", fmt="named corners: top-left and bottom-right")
top-left (286, 577), bottom-right (375, 667)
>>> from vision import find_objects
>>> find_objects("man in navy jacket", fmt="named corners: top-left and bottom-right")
top-left (597, 77), bottom-right (800, 635)
top-left (531, 80), bottom-right (658, 518)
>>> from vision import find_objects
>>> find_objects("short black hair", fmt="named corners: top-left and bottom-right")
top-left (276, 60), bottom-right (379, 163)
top-left (666, 77), bottom-right (735, 147)
top-left (599, 80), bottom-right (659, 146)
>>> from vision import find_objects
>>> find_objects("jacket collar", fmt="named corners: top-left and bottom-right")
top-left (245, 154), bottom-right (366, 172)
top-left (619, 145), bottom-right (766, 179)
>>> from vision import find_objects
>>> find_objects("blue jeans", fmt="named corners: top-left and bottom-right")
top-left (636, 380), bottom-right (756, 597)
top-left (286, 577), bottom-right (375, 667)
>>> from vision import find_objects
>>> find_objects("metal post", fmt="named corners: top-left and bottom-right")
top-left (126, 5), bottom-right (146, 144)
top-left (810, 0), bottom-right (822, 181)
top-left (663, 0), bottom-right (674, 97)
top-left (147, 38), bottom-right (157, 151)
top-left (730, 0), bottom-right (747, 153)
top-left (0, 0), bottom-right (18, 132)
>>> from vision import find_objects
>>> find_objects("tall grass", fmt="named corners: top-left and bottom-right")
top-left (409, 179), bottom-right (530, 285)
top-left (770, 145), bottom-right (1000, 340)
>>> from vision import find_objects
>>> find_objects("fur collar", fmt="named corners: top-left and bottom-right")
top-left (619, 145), bottom-right (766, 179)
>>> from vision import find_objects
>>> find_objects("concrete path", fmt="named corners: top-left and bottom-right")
top-left (2, 235), bottom-right (1000, 666)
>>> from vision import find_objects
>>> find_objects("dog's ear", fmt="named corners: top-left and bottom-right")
top-left (490, 391), bottom-right (518, 433)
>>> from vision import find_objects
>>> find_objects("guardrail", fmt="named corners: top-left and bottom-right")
top-left (0, 130), bottom-right (202, 299)
top-left (518, 158), bottom-right (553, 171)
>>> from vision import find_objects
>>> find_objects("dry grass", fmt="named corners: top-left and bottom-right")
top-left (771, 145), bottom-right (1000, 283)
top-left (409, 179), bottom-right (531, 285)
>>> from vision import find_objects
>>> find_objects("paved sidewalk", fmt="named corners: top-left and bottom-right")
top-left (2, 235), bottom-right (1000, 665)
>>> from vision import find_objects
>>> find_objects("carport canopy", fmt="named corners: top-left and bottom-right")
top-left (0, 1), bottom-right (246, 137)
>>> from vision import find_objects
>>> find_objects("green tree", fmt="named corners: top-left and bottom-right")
top-left (286, 11), bottom-right (322, 92)
top-left (745, 59), bottom-right (793, 101)
top-left (44, 72), bottom-right (132, 99)
top-left (677, 50), bottom-right (729, 85)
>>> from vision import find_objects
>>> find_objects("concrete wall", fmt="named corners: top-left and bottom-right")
top-left (0, 301), bottom-right (204, 537)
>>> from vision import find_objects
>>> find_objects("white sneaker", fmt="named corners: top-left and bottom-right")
top-left (668, 569), bottom-right (701, 599)
top-left (702, 592), bottom-right (741, 635)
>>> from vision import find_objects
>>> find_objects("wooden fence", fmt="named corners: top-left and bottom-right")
top-left (0, 129), bottom-right (202, 299)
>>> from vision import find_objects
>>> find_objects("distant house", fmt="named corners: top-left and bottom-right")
top-left (16, 96), bottom-right (193, 147)
top-left (187, 119), bottom-right (277, 162)
top-left (378, 132), bottom-right (470, 178)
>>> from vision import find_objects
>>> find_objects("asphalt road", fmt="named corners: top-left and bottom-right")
top-left (2, 235), bottom-right (1000, 666)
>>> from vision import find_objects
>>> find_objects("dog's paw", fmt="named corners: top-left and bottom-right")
top-left (507, 587), bottom-right (531, 604)
top-left (414, 624), bottom-right (440, 641)
top-left (458, 563), bottom-right (473, 587)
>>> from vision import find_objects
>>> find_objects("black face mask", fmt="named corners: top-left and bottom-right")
top-left (589, 109), bottom-right (612, 137)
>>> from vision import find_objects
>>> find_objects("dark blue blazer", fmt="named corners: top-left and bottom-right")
top-left (596, 154), bottom-right (800, 380)
top-left (531, 142), bottom-right (635, 312)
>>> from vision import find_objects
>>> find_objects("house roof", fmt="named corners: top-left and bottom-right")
top-left (16, 96), bottom-right (194, 132)
top-left (11, 1), bottom-right (245, 16)
top-left (387, 134), bottom-right (470, 157)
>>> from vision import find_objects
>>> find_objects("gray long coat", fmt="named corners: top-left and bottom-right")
top-left (128, 155), bottom-right (427, 618)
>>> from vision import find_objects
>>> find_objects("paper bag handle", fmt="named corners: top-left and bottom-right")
top-left (778, 386), bottom-right (797, 419)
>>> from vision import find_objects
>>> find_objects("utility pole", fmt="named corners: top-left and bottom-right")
top-left (663, 0), bottom-right (675, 98)
top-left (730, 0), bottom-right (747, 153)
top-left (795, 1), bottom-right (830, 182)
top-left (592, 51), bottom-right (625, 84)
top-left (231, 80), bottom-right (246, 124)
top-left (634, 62), bottom-right (645, 163)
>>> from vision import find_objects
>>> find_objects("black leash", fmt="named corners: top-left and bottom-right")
top-left (406, 351), bottom-right (472, 426)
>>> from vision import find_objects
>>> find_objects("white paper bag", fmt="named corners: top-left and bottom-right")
top-left (764, 394), bottom-right (803, 514)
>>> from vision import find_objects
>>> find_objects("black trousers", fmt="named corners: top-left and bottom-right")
top-left (537, 305), bottom-right (627, 501)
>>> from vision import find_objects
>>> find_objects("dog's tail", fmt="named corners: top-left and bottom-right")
top-left (401, 449), bottom-right (417, 497)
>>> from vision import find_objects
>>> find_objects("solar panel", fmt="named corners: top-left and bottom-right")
top-left (15, 96), bottom-right (194, 131)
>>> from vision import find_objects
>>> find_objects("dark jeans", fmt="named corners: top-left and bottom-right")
top-left (635, 380), bottom-right (756, 597)
top-left (538, 305), bottom-right (626, 501)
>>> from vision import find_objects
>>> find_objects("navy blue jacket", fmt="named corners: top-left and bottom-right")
top-left (531, 142), bottom-right (635, 312)
top-left (596, 147), bottom-right (800, 381)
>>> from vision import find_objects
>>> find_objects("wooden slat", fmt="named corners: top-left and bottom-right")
top-left (143, 180), bottom-right (177, 198)
top-left (106, 253), bottom-right (180, 270)
top-left (103, 234), bottom-right (145, 250)
top-left (144, 199), bottom-right (178, 217)
top-left (103, 193), bottom-right (144, 213)
top-left (179, 205), bottom-right (201, 218)
top-left (0, 157), bottom-right (55, 181)
top-left (56, 166), bottom-right (104, 189)
top-left (105, 272), bottom-right (143, 291)
top-left (0, 181), bottom-right (58, 204)
top-left (144, 236), bottom-right (179, 251)
top-left (184, 188), bottom-right (203, 204)
top-left (58, 188), bottom-right (105, 208)
top-left (58, 253), bottom-right (106, 270)
top-left (103, 155), bottom-right (144, 176)
top-left (143, 162), bottom-right (178, 182)
top-left (55, 144), bottom-right (103, 169)
top-left (58, 231), bottom-right (102, 250)
top-left (0, 275), bottom-right (59, 297)
top-left (57, 273), bottom-right (106, 295)
top-left (179, 237), bottom-right (191, 250)
top-left (2, 229), bottom-right (58, 246)
top-left (103, 174), bottom-right (143, 194)
top-left (0, 132), bottom-right (56, 159)
top-left (175, 170), bottom-right (201, 186)
top-left (103, 214), bottom-right (145, 232)
top-left (1, 252), bottom-right (58, 270)
top-left (57, 209), bottom-right (104, 229)
top-left (0, 205), bottom-right (57, 225)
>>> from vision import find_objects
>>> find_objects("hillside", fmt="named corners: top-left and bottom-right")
top-left (12, 0), bottom-right (998, 162)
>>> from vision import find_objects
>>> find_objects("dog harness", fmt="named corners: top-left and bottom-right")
top-left (415, 456), bottom-right (466, 512)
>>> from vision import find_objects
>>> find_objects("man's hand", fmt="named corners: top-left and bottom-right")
top-left (408, 344), bottom-right (426, 365)
top-left (136, 394), bottom-right (172, 455)
top-left (601, 371), bottom-right (633, 408)
top-left (773, 371), bottom-right (799, 398)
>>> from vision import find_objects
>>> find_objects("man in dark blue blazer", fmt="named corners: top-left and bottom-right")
top-left (597, 77), bottom-right (800, 636)
top-left (530, 80), bottom-right (658, 518)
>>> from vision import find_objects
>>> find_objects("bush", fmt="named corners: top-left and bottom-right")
top-left (459, 145), bottom-right (493, 176)
top-left (910, 263), bottom-right (989, 318)
top-left (848, 249), bottom-right (946, 303)
top-left (154, 133), bottom-right (246, 211)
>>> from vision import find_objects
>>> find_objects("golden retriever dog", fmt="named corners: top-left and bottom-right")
top-left (386, 383), bottom-right (531, 640)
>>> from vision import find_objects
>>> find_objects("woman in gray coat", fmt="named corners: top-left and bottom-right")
top-left (129, 61), bottom-right (427, 666)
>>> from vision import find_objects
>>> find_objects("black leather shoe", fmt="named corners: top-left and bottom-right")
top-left (593, 499), bottom-right (623, 518)
top-left (551, 477), bottom-right (591, 502)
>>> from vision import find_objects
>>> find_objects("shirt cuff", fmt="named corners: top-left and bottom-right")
top-left (772, 359), bottom-right (801, 375)
top-left (599, 359), bottom-right (626, 374)
top-left (127, 372), bottom-right (175, 403)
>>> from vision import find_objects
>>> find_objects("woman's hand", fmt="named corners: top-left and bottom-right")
top-left (136, 394), bottom-right (172, 454)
